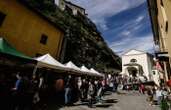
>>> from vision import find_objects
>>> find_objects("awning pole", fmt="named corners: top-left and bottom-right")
top-left (33, 64), bottom-right (38, 77)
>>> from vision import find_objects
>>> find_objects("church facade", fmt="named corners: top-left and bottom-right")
top-left (121, 49), bottom-right (155, 82)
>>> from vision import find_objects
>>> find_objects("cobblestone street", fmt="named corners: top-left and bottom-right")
top-left (59, 91), bottom-right (160, 110)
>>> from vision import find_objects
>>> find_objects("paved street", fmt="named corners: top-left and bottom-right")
top-left (59, 91), bottom-right (160, 110)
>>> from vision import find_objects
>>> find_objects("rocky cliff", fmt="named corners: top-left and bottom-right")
top-left (20, 0), bottom-right (121, 73)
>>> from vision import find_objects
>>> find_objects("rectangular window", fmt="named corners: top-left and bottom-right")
top-left (40, 34), bottom-right (48, 45)
top-left (0, 11), bottom-right (6, 26)
top-left (165, 21), bottom-right (168, 32)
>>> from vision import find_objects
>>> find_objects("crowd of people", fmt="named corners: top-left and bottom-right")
top-left (105, 74), bottom-right (144, 92)
top-left (143, 84), bottom-right (170, 110)
top-left (105, 74), bottom-right (171, 110)
top-left (1, 70), bottom-right (171, 110)
top-left (0, 70), bottom-right (107, 110)
top-left (1, 69), bottom-right (135, 110)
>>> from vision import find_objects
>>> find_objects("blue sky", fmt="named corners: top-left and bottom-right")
top-left (70, 0), bottom-right (155, 55)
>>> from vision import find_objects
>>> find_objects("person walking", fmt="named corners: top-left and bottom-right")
top-left (160, 87), bottom-right (169, 110)
top-left (139, 84), bottom-right (145, 94)
top-left (156, 87), bottom-right (162, 105)
top-left (12, 73), bottom-right (31, 110)
top-left (64, 76), bottom-right (72, 105)
top-left (146, 87), bottom-right (154, 105)
top-left (88, 80), bottom-right (95, 108)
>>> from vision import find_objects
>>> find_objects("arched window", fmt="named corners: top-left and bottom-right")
top-left (130, 59), bottom-right (137, 63)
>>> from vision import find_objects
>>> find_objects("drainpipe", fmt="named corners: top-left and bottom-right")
top-left (59, 29), bottom-right (69, 63)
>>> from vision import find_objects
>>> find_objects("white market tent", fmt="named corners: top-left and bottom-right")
top-left (89, 68), bottom-right (99, 76)
top-left (33, 54), bottom-right (103, 78)
top-left (90, 68), bottom-right (104, 77)
top-left (33, 54), bottom-right (67, 73)
top-left (80, 65), bottom-right (96, 76)
top-left (64, 61), bottom-right (84, 75)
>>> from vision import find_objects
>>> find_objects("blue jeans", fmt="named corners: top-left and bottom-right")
top-left (113, 84), bottom-right (116, 92)
top-left (65, 87), bottom-right (71, 104)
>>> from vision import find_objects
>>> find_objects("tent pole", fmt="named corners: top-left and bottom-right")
top-left (33, 65), bottom-right (38, 77)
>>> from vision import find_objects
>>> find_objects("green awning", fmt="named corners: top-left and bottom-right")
top-left (0, 37), bottom-right (32, 60)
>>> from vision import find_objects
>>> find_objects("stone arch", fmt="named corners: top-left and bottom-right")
top-left (124, 63), bottom-right (144, 76)
top-left (127, 66), bottom-right (138, 77)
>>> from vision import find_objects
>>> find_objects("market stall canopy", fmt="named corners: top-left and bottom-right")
top-left (90, 68), bottom-right (104, 77)
top-left (35, 54), bottom-right (66, 70)
top-left (64, 61), bottom-right (83, 75)
top-left (80, 65), bottom-right (93, 76)
top-left (0, 37), bottom-right (35, 62)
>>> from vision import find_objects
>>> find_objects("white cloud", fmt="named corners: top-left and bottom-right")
top-left (105, 13), bottom-right (146, 37)
top-left (96, 19), bottom-right (109, 31)
top-left (71, 0), bottom-right (146, 18)
top-left (110, 34), bottom-right (155, 56)
top-left (135, 15), bottom-right (144, 22)
top-left (70, 0), bottom-right (146, 31)
top-left (121, 31), bottom-right (131, 36)
top-left (69, 0), bottom-right (153, 56)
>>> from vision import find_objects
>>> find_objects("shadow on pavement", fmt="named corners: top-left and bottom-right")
top-left (70, 98), bottom-right (118, 109)
top-left (94, 103), bottom-right (113, 108)
top-left (47, 91), bottom-right (119, 110)
top-left (103, 91), bottom-right (113, 96)
top-left (102, 99), bottom-right (118, 103)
